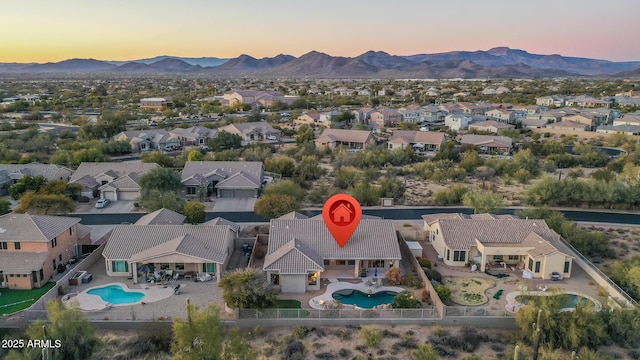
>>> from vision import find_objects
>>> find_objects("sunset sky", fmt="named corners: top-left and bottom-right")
top-left (1, 0), bottom-right (638, 63)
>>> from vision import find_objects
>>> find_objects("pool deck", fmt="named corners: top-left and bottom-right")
top-left (64, 282), bottom-right (175, 311)
top-left (308, 274), bottom-right (404, 310)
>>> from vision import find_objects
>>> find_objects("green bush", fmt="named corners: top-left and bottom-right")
top-left (434, 284), bottom-right (452, 302)
top-left (403, 274), bottom-right (423, 289)
top-left (418, 258), bottom-right (431, 269)
top-left (360, 326), bottom-right (383, 348)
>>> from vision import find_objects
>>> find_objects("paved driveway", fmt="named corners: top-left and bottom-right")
top-left (76, 200), bottom-right (138, 214)
top-left (212, 198), bottom-right (257, 212)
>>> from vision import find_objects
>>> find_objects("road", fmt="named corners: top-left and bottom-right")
top-left (73, 207), bottom-right (640, 225)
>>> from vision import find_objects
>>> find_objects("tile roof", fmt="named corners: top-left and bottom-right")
top-left (388, 130), bottom-right (446, 145)
top-left (103, 225), bottom-right (234, 263)
top-left (70, 162), bottom-right (159, 183)
top-left (460, 134), bottom-right (512, 148)
top-left (77, 223), bottom-right (91, 241)
top-left (135, 208), bottom-right (186, 225)
top-left (0, 213), bottom-right (81, 242)
top-left (264, 238), bottom-right (324, 274)
top-left (203, 217), bottom-right (240, 233)
top-left (546, 120), bottom-right (589, 129)
top-left (316, 129), bottom-right (374, 144)
top-left (0, 252), bottom-right (49, 274)
top-left (0, 163), bottom-right (72, 182)
top-left (219, 122), bottom-right (279, 137)
top-left (181, 161), bottom-right (263, 186)
top-left (215, 171), bottom-right (261, 189)
top-left (437, 218), bottom-right (559, 251)
top-left (469, 120), bottom-right (515, 129)
top-left (170, 126), bottom-right (218, 139)
top-left (129, 234), bottom-right (227, 263)
top-left (277, 211), bottom-right (310, 220)
top-left (99, 173), bottom-right (142, 191)
top-left (266, 219), bottom-right (401, 265)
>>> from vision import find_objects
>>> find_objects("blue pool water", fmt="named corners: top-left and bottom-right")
top-left (516, 294), bottom-right (594, 309)
top-left (332, 289), bottom-right (398, 309)
top-left (87, 285), bottom-right (145, 305)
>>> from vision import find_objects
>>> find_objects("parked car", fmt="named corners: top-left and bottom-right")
top-left (95, 198), bottom-right (110, 208)
top-left (266, 135), bottom-right (277, 140)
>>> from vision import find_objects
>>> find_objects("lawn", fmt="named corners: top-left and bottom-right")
top-left (271, 299), bottom-right (310, 318)
top-left (0, 282), bottom-right (56, 315)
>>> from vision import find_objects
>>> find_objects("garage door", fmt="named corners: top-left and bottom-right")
top-left (118, 191), bottom-right (139, 201)
top-left (103, 191), bottom-right (117, 201)
top-left (218, 189), bottom-right (255, 198)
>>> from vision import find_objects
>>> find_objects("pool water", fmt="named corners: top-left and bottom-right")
top-left (87, 285), bottom-right (145, 305)
top-left (332, 289), bottom-right (398, 308)
top-left (516, 294), bottom-right (594, 309)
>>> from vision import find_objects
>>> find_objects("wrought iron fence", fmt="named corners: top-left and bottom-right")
top-left (238, 307), bottom-right (438, 320)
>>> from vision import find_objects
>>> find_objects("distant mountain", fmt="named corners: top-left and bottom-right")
top-left (20, 58), bottom-right (116, 73)
top-left (613, 67), bottom-right (640, 78)
top-left (208, 54), bottom-right (294, 73)
top-left (1, 47), bottom-right (640, 78)
top-left (107, 55), bottom-right (228, 67)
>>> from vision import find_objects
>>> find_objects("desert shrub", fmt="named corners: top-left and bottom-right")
top-left (315, 352), bottom-right (335, 359)
top-left (434, 284), bottom-right (452, 302)
top-left (339, 328), bottom-right (351, 340)
top-left (418, 258), bottom-right (432, 269)
top-left (462, 355), bottom-right (483, 360)
top-left (424, 269), bottom-right (442, 283)
top-left (382, 329), bottom-right (400, 338)
top-left (292, 325), bottom-right (308, 339)
top-left (421, 288), bottom-right (430, 303)
top-left (432, 325), bottom-right (447, 337)
top-left (284, 340), bottom-right (305, 360)
top-left (385, 267), bottom-right (403, 285)
top-left (391, 337), bottom-right (419, 351)
top-left (403, 274), bottom-right (423, 288)
top-left (457, 326), bottom-right (482, 352)
top-left (360, 326), bottom-right (383, 348)
top-left (338, 348), bottom-right (352, 358)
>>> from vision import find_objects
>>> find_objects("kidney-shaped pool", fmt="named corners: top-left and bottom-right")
top-left (87, 284), bottom-right (145, 305)
top-left (332, 289), bottom-right (398, 309)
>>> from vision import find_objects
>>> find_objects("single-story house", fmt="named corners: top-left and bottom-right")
top-left (180, 161), bottom-right (264, 199)
top-left (102, 223), bottom-right (237, 283)
top-left (170, 126), bottom-right (218, 147)
top-left (70, 162), bottom-right (159, 201)
top-left (315, 129), bottom-right (376, 151)
top-left (387, 130), bottom-right (446, 156)
top-left (469, 120), bottom-right (515, 134)
top-left (460, 134), bottom-right (513, 154)
top-left (596, 124), bottom-right (640, 136)
top-left (264, 217), bottom-right (402, 293)
top-left (0, 163), bottom-right (73, 195)
top-left (545, 120), bottom-right (590, 132)
top-left (114, 129), bottom-right (181, 153)
top-left (422, 213), bottom-right (574, 280)
top-left (218, 122), bottom-right (280, 143)
top-left (0, 213), bottom-right (90, 289)
top-left (135, 208), bottom-right (186, 225)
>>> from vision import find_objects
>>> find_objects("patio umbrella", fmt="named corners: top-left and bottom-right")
top-left (374, 267), bottom-right (378, 278)
top-left (139, 263), bottom-right (155, 281)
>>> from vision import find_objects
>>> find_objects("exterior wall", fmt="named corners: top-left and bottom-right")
top-left (541, 252), bottom-right (572, 280)
top-left (445, 116), bottom-right (470, 131)
top-left (118, 191), bottom-right (139, 201)
top-left (280, 274), bottom-right (307, 293)
top-left (218, 188), bottom-right (257, 198)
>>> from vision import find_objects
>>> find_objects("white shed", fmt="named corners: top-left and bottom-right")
top-left (406, 241), bottom-right (423, 258)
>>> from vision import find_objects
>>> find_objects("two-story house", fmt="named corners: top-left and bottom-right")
top-left (0, 213), bottom-right (91, 289)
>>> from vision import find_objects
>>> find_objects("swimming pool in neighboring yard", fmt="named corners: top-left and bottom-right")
top-left (514, 292), bottom-right (601, 311)
top-left (86, 284), bottom-right (145, 305)
top-left (331, 289), bottom-right (398, 308)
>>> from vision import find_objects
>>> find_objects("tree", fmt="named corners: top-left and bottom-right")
top-left (14, 300), bottom-right (100, 360)
top-left (38, 180), bottom-right (82, 197)
top-left (187, 149), bottom-right (204, 161)
top-left (209, 131), bottom-right (242, 151)
top-left (392, 290), bottom-right (421, 309)
top-left (295, 124), bottom-right (315, 145)
top-left (263, 180), bottom-right (305, 201)
top-left (139, 189), bottom-right (184, 213)
top-left (184, 201), bottom-right (206, 224)
top-left (294, 155), bottom-right (324, 183)
top-left (217, 268), bottom-right (276, 309)
top-left (463, 189), bottom-right (504, 214)
top-left (254, 193), bottom-right (300, 219)
top-left (334, 166), bottom-right (360, 189)
top-left (172, 301), bottom-right (225, 360)
top-left (139, 167), bottom-right (182, 194)
top-left (141, 151), bottom-right (176, 168)
top-left (0, 199), bottom-right (11, 215)
top-left (265, 156), bottom-right (296, 177)
top-left (18, 192), bottom-right (76, 215)
top-left (8, 175), bottom-right (47, 200)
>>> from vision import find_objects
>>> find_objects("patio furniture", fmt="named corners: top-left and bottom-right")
top-left (551, 272), bottom-right (561, 281)
top-left (493, 289), bottom-right (504, 300)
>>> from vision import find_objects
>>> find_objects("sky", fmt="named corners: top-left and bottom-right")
top-left (1, 0), bottom-right (639, 63)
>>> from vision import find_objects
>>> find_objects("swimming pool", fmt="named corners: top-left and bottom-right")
top-left (515, 293), bottom-right (599, 311)
top-left (87, 285), bottom-right (145, 305)
top-left (332, 289), bottom-right (398, 308)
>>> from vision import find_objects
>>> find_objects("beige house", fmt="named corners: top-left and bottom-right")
top-left (387, 130), bottom-right (445, 156)
top-left (315, 129), bottom-right (376, 151)
top-left (140, 97), bottom-right (173, 110)
top-left (422, 213), bottom-right (574, 280)
top-left (218, 122), bottom-right (280, 143)
top-left (460, 134), bottom-right (512, 154)
top-left (264, 215), bottom-right (402, 293)
top-left (102, 223), bottom-right (238, 283)
top-left (562, 114), bottom-right (595, 129)
top-left (180, 161), bottom-right (264, 199)
top-left (70, 162), bottom-right (160, 201)
top-left (0, 213), bottom-right (91, 289)
top-left (545, 120), bottom-right (590, 132)
top-left (294, 113), bottom-right (320, 127)
top-left (468, 120), bottom-right (515, 134)
top-left (370, 108), bottom-right (402, 128)
top-left (170, 126), bottom-right (218, 147)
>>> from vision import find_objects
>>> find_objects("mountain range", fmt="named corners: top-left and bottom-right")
top-left (1, 47), bottom-right (639, 78)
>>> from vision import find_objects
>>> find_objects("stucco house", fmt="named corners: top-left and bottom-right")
top-left (545, 120), bottom-right (590, 132)
top-left (315, 129), bottom-right (376, 151)
top-left (170, 126), bottom-right (218, 147)
top-left (445, 114), bottom-right (472, 131)
top-left (0, 163), bottom-right (73, 196)
top-left (460, 134), bottom-right (512, 154)
top-left (264, 216), bottom-right (402, 293)
top-left (422, 213), bottom-right (574, 280)
top-left (0, 213), bottom-right (91, 289)
top-left (114, 129), bottom-right (181, 153)
top-left (369, 108), bottom-right (402, 128)
top-left (102, 223), bottom-right (237, 283)
top-left (69, 162), bottom-right (160, 201)
top-left (218, 122), bottom-right (280, 143)
top-left (468, 120), bottom-right (515, 134)
top-left (387, 130), bottom-right (446, 156)
top-left (180, 161), bottom-right (264, 199)
top-left (139, 97), bottom-right (173, 110)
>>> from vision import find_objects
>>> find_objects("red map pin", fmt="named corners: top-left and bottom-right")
top-left (322, 193), bottom-right (363, 248)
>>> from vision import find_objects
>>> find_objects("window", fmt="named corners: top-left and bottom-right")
top-left (324, 260), bottom-right (330, 266)
top-left (58, 254), bottom-right (62, 262)
top-left (446, 249), bottom-right (450, 261)
top-left (0, 242), bottom-right (7, 250)
top-left (492, 255), bottom-right (503, 261)
top-left (39, 269), bottom-right (44, 281)
top-left (564, 261), bottom-right (570, 273)
top-left (203, 263), bottom-right (216, 273)
top-left (528, 258), bottom-right (534, 271)
top-left (14, 242), bottom-right (20, 250)
top-left (111, 261), bottom-right (129, 273)
top-left (453, 251), bottom-right (466, 262)
top-left (508, 255), bottom-right (519, 261)
top-left (186, 187), bottom-right (197, 195)
top-left (50, 237), bottom-right (57, 248)
top-left (175, 263), bottom-right (185, 271)
top-left (160, 264), bottom-right (170, 270)
top-left (347, 260), bottom-right (355, 266)
top-left (535, 261), bottom-right (541, 273)
top-left (335, 260), bottom-right (346, 266)
top-left (52, 259), bottom-right (56, 272)
top-left (69, 226), bottom-right (75, 236)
